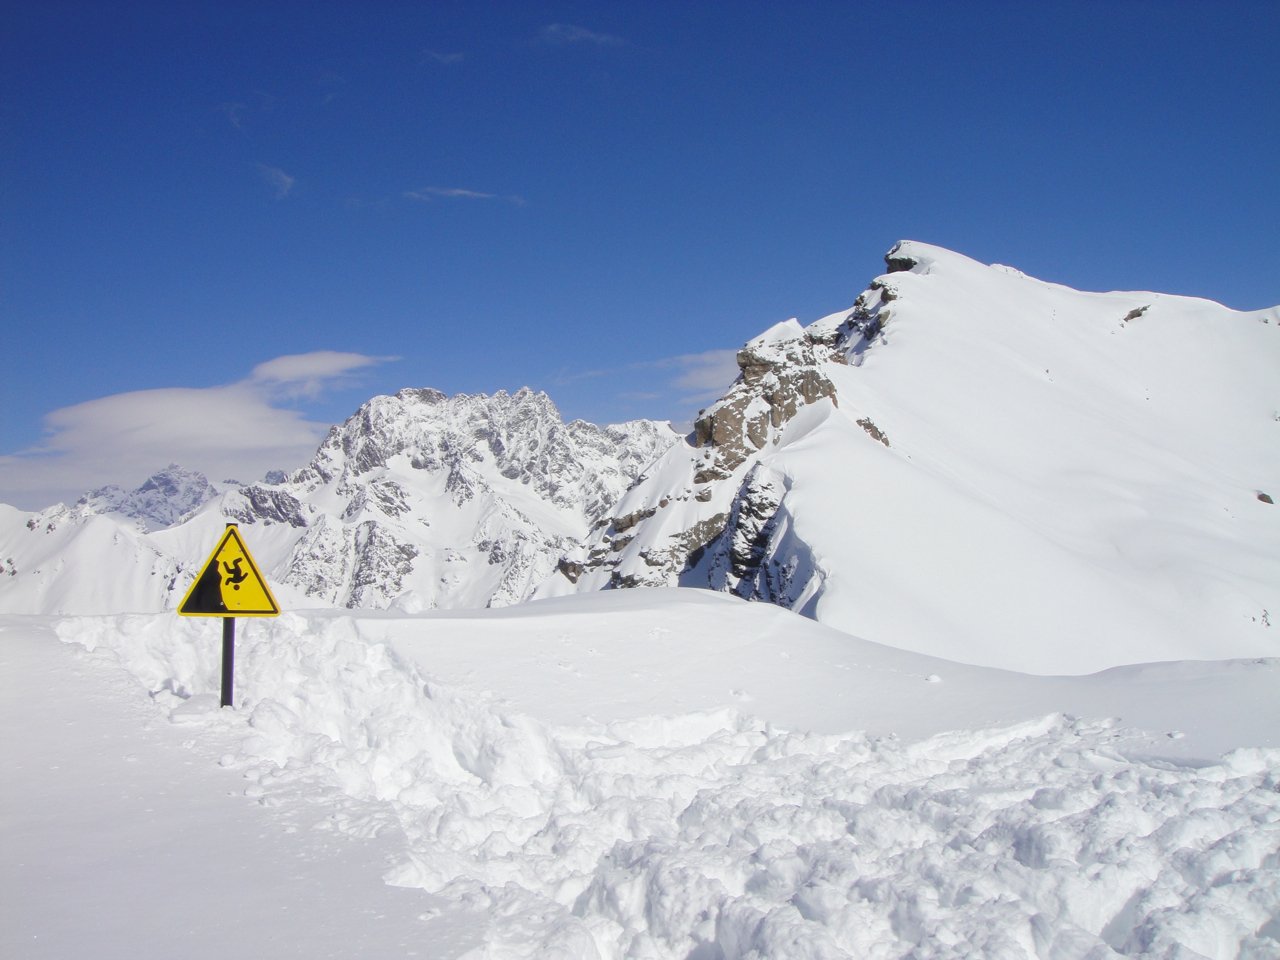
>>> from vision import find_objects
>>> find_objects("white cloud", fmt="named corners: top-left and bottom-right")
top-left (624, 348), bottom-right (742, 429)
top-left (0, 351), bottom-right (397, 510)
top-left (539, 24), bottom-right (624, 46)
top-left (218, 101), bottom-right (246, 129)
top-left (403, 186), bottom-right (525, 206)
top-left (404, 186), bottom-right (496, 202)
top-left (257, 163), bottom-right (295, 199)
top-left (250, 350), bottom-right (398, 399)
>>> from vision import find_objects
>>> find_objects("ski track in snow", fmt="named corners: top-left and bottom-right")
top-left (45, 612), bottom-right (1280, 960)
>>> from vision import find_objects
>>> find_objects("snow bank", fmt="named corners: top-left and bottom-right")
top-left (48, 604), bottom-right (1280, 959)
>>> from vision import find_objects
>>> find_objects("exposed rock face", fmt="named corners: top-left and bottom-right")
top-left (884, 239), bottom-right (920, 274)
top-left (533, 246), bottom-right (913, 610)
top-left (538, 309), bottom-right (870, 603)
top-left (704, 464), bottom-right (787, 596)
top-left (692, 323), bottom-right (841, 482)
top-left (225, 485), bottom-right (310, 528)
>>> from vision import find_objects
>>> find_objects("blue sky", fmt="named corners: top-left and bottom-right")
top-left (2, 0), bottom-right (1277, 509)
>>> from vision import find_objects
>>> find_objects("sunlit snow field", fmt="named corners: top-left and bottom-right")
top-left (4, 590), bottom-right (1278, 959)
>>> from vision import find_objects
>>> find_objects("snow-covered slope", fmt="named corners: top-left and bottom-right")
top-left (541, 242), bottom-right (1280, 673)
top-left (0, 388), bottom-right (676, 614)
top-left (7, 593), bottom-right (1278, 959)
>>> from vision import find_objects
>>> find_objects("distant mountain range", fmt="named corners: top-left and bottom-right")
top-left (0, 388), bottom-right (675, 616)
top-left (3, 241), bottom-right (1277, 673)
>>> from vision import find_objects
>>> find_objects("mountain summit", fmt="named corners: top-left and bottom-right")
top-left (536, 241), bottom-right (1280, 672)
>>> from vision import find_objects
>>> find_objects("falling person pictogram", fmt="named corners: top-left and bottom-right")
top-left (223, 558), bottom-right (249, 590)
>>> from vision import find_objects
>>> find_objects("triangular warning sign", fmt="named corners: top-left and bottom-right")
top-left (178, 524), bottom-right (281, 617)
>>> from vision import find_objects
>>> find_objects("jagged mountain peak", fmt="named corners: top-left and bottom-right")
top-left (74, 463), bottom-right (224, 531)
top-left (295, 385), bottom-right (675, 517)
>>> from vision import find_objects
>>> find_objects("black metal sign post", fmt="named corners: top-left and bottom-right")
top-left (221, 617), bottom-right (236, 708)
top-left (177, 523), bottom-right (281, 709)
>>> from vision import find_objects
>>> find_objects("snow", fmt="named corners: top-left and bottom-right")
top-left (4, 241), bottom-right (1280, 958)
top-left (576, 240), bottom-right (1280, 674)
top-left (5, 591), bottom-right (1279, 958)
top-left (748, 318), bottom-right (806, 347)
top-left (796, 241), bottom-right (1280, 673)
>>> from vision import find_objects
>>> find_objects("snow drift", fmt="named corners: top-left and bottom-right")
top-left (10, 591), bottom-right (1278, 959)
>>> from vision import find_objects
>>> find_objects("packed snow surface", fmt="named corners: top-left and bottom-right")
top-left (5, 590), bottom-right (1278, 959)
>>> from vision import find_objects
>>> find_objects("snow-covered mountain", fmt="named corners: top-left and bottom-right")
top-left (251, 386), bottom-right (675, 609)
top-left (3, 241), bottom-right (1276, 673)
top-left (75, 463), bottom-right (226, 531)
top-left (0, 388), bottom-right (676, 614)
top-left (537, 241), bottom-right (1280, 673)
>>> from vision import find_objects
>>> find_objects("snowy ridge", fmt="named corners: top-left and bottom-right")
top-left (544, 241), bottom-right (1280, 673)
top-left (38, 593), bottom-right (1280, 959)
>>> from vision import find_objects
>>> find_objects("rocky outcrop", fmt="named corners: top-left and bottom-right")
top-left (711, 465), bottom-right (786, 596)
top-left (884, 239), bottom-right (920, 274)
top-left (692, 323), bottom-right (841, 482)
top-left (545, 314), bottom-right (857, 599)
top-left (538, 248), bottom-right (915, 608)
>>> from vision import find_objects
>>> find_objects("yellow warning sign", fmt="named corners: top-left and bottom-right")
top-left (178, 524), bottom-right (280, 617)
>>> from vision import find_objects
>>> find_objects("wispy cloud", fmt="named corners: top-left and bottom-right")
top-left (550, 348), bottom-right (740, 429)
top-left (405, 186), bottom-right (495, 201)
top-left (218, 101), bottom-right (246, 130)
top-left (644, 349), bottom-right (741, 402)
top-left (404, 186), bottom-right (525, 206)
top-left (539, 23), bottom-right (624, 46)
top-left (423, 49), bottom-right (465, 65)
top-left (218, 91), bottom-right (279, 131)
top-left (0, 352), bottom-right (398, 510)
top-left (257, 163), bottom-right (296, 199)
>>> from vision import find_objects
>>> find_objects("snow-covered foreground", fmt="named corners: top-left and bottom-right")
top-left (5, 591), bottom-right (1279, 959)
